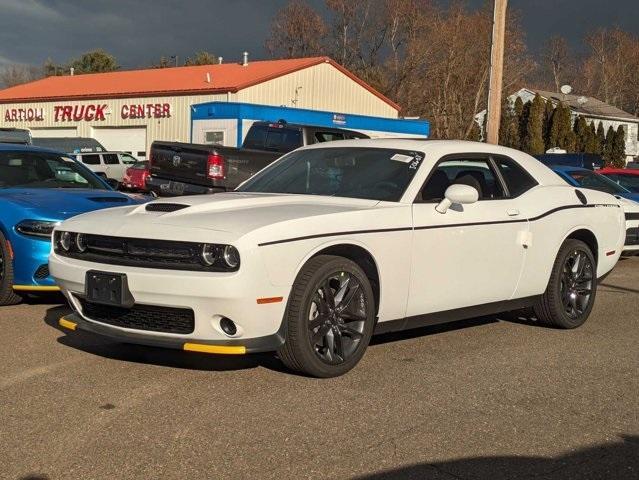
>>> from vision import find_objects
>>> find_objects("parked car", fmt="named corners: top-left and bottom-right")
top-left (31, 137), bottom-right (106, 154)
top-left (51, 140), bottom-right (625, 377)
top-left (0, 144), bottom-right (148, 305)
top-left (598, 168), bottom-right (639, 193)
top-left (121, 161), bottom-right (150, 192)
top-left (73, 151), bottom-right (139, 183)
top-left (0, 128), bottom-right (31, 145)
top-left (534, 153), bottom-right (604, 170)
top-left (551, 165), bottom-right (639, 256)
top-left (551, 165), bottom-right (639, 203)
top-left (147, 120), bottom-right (368, 196)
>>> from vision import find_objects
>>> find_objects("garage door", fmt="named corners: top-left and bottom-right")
top-left (31, 127), bottom-right (77, 138)
top-left (91, 127), bottom-right (147, 160)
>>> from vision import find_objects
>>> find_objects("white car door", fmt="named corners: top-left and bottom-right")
top-left (407, 155), bottom-right (530, 317)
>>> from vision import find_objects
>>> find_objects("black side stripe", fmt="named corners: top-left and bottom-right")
top-left (626, 212), bottom-right (639, 221)
top-left (257, 203), bottom-right (619, 247)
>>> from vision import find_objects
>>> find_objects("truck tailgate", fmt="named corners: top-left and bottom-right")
top-left (150, 142), bottom-right (209, 186)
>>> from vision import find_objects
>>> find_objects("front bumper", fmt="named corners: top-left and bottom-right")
top-left (58, 312), bottom-right (285, 354)
top-left (49, 251), bottom-right (289, 353)
top-left (10, 234), bottom-right (58, 290)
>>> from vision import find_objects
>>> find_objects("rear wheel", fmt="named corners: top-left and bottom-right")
top-left (534, 239), bottom-right (596, 329)
top-left (0, 232), bottom-right (22, 306)
top-left (277, 255), bottom-right (375, 378)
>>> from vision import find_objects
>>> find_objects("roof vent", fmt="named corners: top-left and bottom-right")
top-left (217, 56), bottom-right (223, 64)
top-left (242, 51), bottom-right (249, 67)
top-left (577, 96), bottom-right (588, 105)
top-left (70, 67), bottom-right (74, 76)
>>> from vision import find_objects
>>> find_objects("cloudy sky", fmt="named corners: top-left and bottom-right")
top-left (0, 0), bottom-right (637, 69)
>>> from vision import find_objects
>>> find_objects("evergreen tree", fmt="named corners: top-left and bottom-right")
top-left (549, 102), bottom-right (573, 150)
top-left (499, 99), bottom-right (519, 149)
top-left (603, 125), bottom-right (615, 166)
top-left (595, 122), bottom-right (605, 155)
top-left (543, 99), bottom-right (554, 151)
top-left (610, 126), bottom-right (627, 168)
top-left (522, 93), bottom-right (545, 154)
top-left (584, 122), bottom-right (596, 153)
top-left (519, 100), bottom-right (531, 150)
top-left (573, 116), bottom-right (589, 152)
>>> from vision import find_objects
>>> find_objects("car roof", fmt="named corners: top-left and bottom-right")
top-left (0, 143), bottom-right (65, 156)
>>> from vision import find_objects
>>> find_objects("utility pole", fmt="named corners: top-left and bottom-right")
top-left (485, 0), bottom-right (508, 145)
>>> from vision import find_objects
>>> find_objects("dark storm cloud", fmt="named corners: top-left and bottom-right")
top-left (0, 0), bottom-right (638, 68)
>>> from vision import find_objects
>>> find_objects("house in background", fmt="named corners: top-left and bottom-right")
top-left (513, 88), bottom-right (639, 162)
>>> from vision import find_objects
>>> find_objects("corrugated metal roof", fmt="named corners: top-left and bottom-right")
top-left (528, 88), bottom-right (638, 122)
top-left (0, 56), bottom-right (400, 111)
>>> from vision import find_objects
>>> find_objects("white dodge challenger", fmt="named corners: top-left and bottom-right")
top-left (51, 140), bottom-right (625, 377)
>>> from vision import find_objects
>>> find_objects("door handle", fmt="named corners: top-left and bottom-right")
top-left (507, 209), bottom-right (520, 217)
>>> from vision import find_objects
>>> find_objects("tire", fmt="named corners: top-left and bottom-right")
top-left (277, 255), bottom-right (376, 378)
top-left (0, 231), bottom-right (22, 306)
top-left (534, 239), bottom-right (597, 329)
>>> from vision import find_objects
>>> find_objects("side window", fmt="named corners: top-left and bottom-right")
top-left (314, 131), bottom-right (345, 143)
top-left (81, 154), bottom-right (101, 165)
top-left (420, 158), bottom-right (505, 202)
top-left (103, 154), bottom-right (119, 165)
top-left (493, 156), bottom-right (538, 197)
top-left (120, 154), bottom-right (137, 165)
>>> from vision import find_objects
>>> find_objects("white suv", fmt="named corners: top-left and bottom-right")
top-left (73, 152), bottom-right (138, 183)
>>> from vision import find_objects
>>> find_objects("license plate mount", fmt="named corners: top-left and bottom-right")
top-left (85, 270), bottom-right (135, 308)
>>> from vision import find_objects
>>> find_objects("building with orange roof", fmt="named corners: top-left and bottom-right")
top-left (0, 56), bottom-right (401, 158)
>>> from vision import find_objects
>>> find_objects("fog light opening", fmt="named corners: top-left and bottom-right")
top-left (219, 317), bottom-right (237, 336)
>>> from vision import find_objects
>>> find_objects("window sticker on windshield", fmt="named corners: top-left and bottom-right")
top-left (391, 153), bottom-right (413, 163)
top-left (408, 152), bottom-right (423, 170)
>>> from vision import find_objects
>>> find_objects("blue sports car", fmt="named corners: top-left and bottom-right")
top-left (0, 143), bottom-right (148, 305)
top-left (551, 165), bottom-right (639, 203)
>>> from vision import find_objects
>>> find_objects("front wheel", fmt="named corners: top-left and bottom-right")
top-left (0, 231), bottom-right (22, 306)
top-left (277, 255), bottom-right (375, 378)
top-left (534, 239), bottom-right (597, 329)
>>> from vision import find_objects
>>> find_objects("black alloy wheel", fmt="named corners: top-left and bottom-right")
top-left (308, 271), bottom-right (367, 365)
top-left (278, 255), bottom-right (375, 378)
top-left (560, 249), bottom-right (594, 319)
top-left (534, 239), bottom-right (597, 329)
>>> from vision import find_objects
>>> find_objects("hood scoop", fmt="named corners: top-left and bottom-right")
top-left (146, 203), bottom-right (189, 213)
top-left (89, 197), bottom-right (129, 203)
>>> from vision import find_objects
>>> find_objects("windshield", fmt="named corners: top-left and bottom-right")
top-left (566, 170), bottom-right (630, 195)
top-left (0, 151), bottom-right (106, 189)
top-left (237, 147), bottom-right (424, 202)
top-left (605, 173), bottom-right (639, 193)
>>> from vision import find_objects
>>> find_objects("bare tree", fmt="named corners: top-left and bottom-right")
top-left (265, 0), bottom-right (327, 58)
top-left (0, 64), bottom-right (42, 87)
top-left (542, 35), bottom-right (571, 92)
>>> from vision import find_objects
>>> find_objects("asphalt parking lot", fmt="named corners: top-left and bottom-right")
top-left (0, 259), bottom-right (637, 480)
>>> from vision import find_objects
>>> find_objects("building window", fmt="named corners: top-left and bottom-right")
top-left (205, 131), bottom-right (225, 145)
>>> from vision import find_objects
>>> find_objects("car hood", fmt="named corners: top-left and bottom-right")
top-left (0, 188), bottom-right (148, 219)
top-left (60, 192), bottom-right (382, 242)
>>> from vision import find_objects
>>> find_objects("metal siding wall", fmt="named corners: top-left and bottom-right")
top-left (237, 63), bottom-right (398, 118)
top-left (0, 93), bottom-right (228, 154)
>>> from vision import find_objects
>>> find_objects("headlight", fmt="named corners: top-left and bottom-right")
top-left (16, 220), bottom-right (60, 238)
top-left (59, 231), bottom-right (73, 251)
top-left (76, 233), bottom-right (87, 252)
top-left (201, 244), bottom-right (219, 265)
top-left (223, 245), bottom-right (240, 269)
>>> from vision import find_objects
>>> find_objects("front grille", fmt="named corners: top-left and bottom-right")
top-left (626, 227), bottom-right (639, 246)
top-left (34, 264), bottom-right (49, 279)
top-left (78, 298), bottom-right (194, 334)
top-left (146, 203), bottom-right (189, 212)
top-left (56, 234), bottom-right (237, 272)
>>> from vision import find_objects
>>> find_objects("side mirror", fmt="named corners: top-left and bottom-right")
top-left (435, 184), bottom-right (479, 214)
